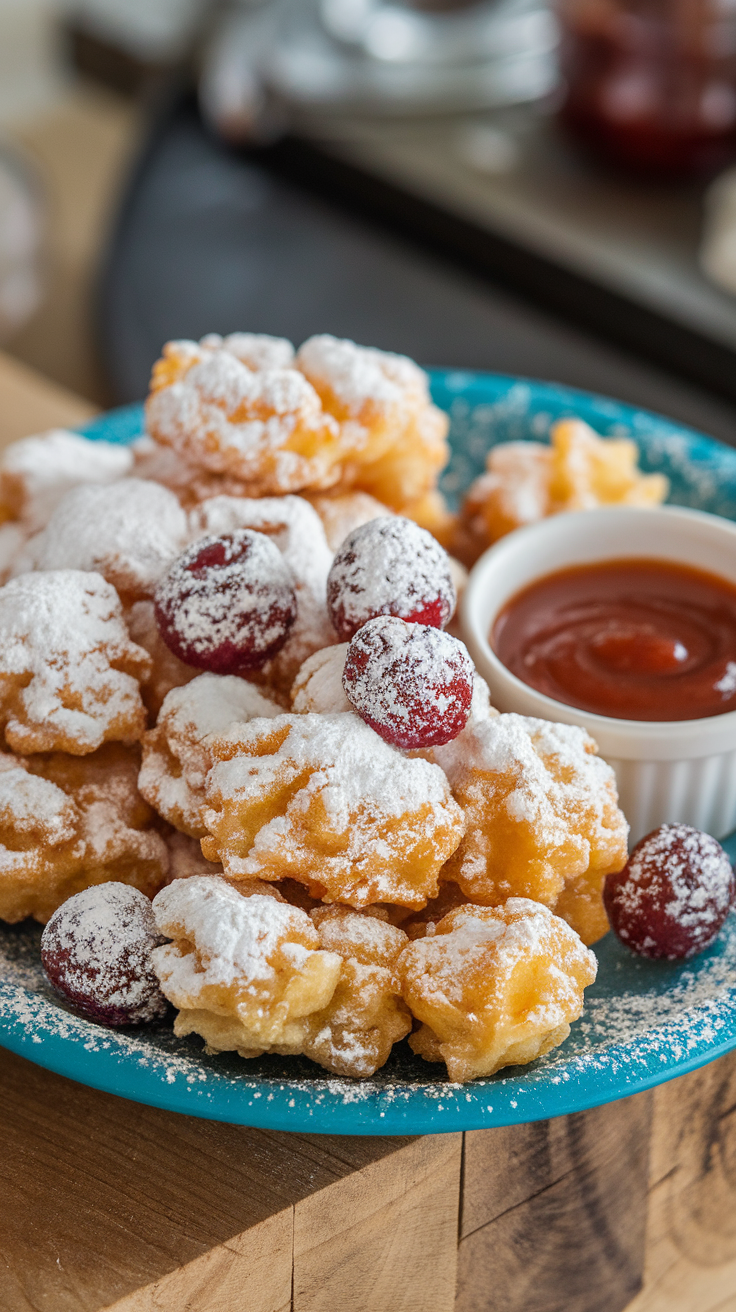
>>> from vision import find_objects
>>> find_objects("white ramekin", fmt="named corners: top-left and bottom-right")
top-left (461, 505), bottom-right (736, 844)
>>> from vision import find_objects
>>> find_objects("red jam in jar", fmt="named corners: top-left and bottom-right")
top-left (492, 558), bottom-right (736, 721)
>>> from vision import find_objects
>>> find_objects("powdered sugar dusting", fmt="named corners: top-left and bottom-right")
top-left (13, 478), bottom-right (188, 598)
top-left (0, 570), bottom-right (150, 752)
top-left (0, 429), bottom-right (132, 532)
top-left (152, 878), bottom-right (318, 989)
top-left (625, 824), bottom-right (733, 931)
top-left (155, 531), bottom-right (296, 668)
top-left (188, 496), bottom-right (336, 684)
top-left (297, 335), bottom-right (427, 412)
top-left (291, 644), bottom-right (351, 714)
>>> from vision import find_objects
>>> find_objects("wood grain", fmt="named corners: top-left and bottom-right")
top-left (627, 1050), bottom-right (736, 1312)
top-left (457, 1094), bottom-right (653, 1312)
top-left (0, 1049), bottom-right (418, 1312)
top-left (293, 1132), bottom-right (462, 1312)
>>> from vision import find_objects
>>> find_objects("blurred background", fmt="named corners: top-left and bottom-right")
top-left (2, 0), bottom-right (736, 440)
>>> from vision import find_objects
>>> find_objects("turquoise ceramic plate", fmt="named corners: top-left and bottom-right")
top-left (2, 371), bottom-right (736, 1136)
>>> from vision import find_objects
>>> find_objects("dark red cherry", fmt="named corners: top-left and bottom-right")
top-left (41, 883), bottom-right (169, 1026)
top-left (342, 615), bottom-right (473, 750)
top-left (603, 824), bottom-right (735, 960)
top-left (155, 531), bottom-right (297, 674)
top-left (327, 517), bottom-right (455, 642)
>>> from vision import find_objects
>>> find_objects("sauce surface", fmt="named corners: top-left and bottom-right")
top-left (493, 558), bottom-right (736, 721)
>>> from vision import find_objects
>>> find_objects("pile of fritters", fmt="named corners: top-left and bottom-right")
top-left (0, 333), bottom-right (633, 1082)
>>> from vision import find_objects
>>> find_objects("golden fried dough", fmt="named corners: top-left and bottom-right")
top-left (455, 420), bottom-right (669, 564)
top-left (399, 899), bottom-right (597, 1081)
top-left (0, 743), bottom-right (168, 923)
top-left (303, 905), bottom-right (411, 1076)
top-left (435, 713), bottom-right (628, 944)
top-left (0, 571), bottom-right (150, 755)
top-left (0, 428), bottom-right (132, 532)
top-left (145, 337), bottom-right (343, 494)
top-left (296, 335), bottom-right (449, 512)
top-left (200, 711), bottom-right (465, 908)
top-left (13, 479), bottom-right (188, 604)
top-left (138, 673), bottom-right (282, 838)
top-left (151, 876), bottom-right (343, 1057)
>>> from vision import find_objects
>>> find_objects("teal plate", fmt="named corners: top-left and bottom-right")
top-left (2, 370), bottom-right (736, 1135)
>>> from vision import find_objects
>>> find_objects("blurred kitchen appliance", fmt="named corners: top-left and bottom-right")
top-left (558, 0), bottom-right (736, 178)
top-left (200, 0), bottom-right (558, 141)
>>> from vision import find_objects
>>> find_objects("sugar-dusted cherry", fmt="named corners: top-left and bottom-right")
top-left (342, 615), bottom-right (474, 750)
top-left (327, 516), bottom-right (456, 641)
top-left (155, 530), bottom-right (297, 673)
top-left (603, 823), bottom-right (735, 960)
top-left (41, 883), bottom-right (169, 1026)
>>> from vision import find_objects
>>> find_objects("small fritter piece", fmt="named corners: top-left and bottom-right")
top-left (13, 479), bottom-right (188, 603)
top-left (399, 900), bottom-right (597, 1082)
top-left (189, 495), bottom-right (336, 688)
top-left (435, 714), bottom-right (628, 945)
top-left (306, 491), bottom-right (393, 550)
top-left (0, 571), bottom-right (150, 755)
top-left (0, 743), bottom-right (169, 923)
top-left (201, 712), bottom-right (465, 909)
top-left (0, 429), bottom-right (132, 532)
top-left (138, 673), bottom-right (282, 838)
top-left (455, 420), bottom-right (669, 565)
top-left (303, 906), bottom-right (411, 1076)
top-left (297, 335), bottom-right (449, 512)
top-left (151, 876), bottom-right (343, 1057)
top-left (291, 644), bottom-right (351, 714)
top-left (145, 337), bottom-right (343, 494)
top-left (126, 599), bottom-right (198, 717)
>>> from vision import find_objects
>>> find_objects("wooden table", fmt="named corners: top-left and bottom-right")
top-left (2, 354), bottom-right (736, 1312)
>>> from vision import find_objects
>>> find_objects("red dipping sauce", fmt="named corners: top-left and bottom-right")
top-left (492, 558), bottom-right (736, 721)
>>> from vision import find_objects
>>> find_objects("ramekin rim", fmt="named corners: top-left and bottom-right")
top-left (460, 503), bottom-right (736, 743)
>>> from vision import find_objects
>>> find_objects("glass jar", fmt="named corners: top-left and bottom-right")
top-left (558, 0), bottom-right (736, 178)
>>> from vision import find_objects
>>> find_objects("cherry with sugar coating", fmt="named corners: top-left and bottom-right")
top-left (155, 530), bottom-right (297, 674)
top-left (327, 516), bottom-right (455, 641)
top-left (342, 615), bottom-right (474, 750)
top-left (604, 823), bottom-right (735, 960)
top-left (41, 882), bottom-right (169, 1026)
